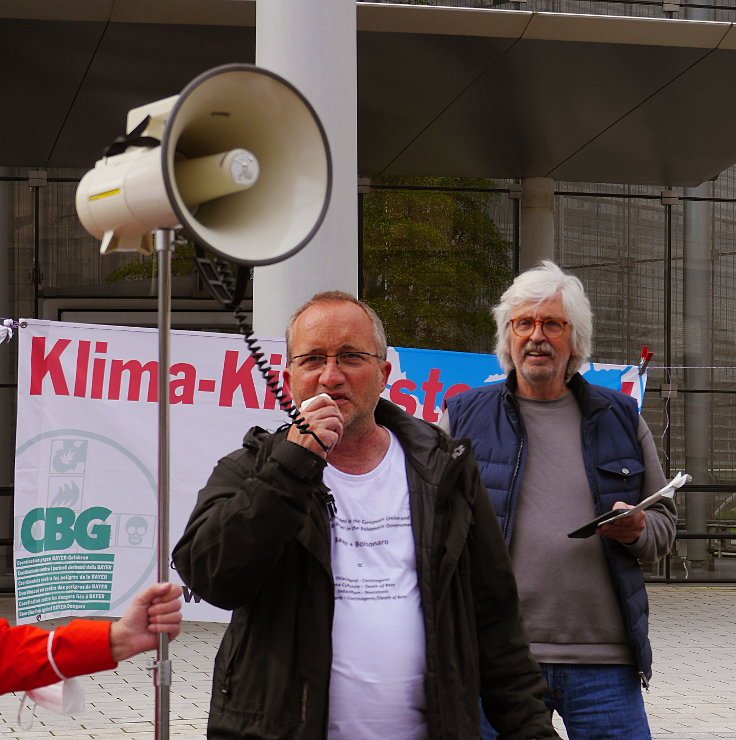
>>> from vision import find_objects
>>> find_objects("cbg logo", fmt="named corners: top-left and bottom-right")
top-left (21, 507), bottom-right (112, 553)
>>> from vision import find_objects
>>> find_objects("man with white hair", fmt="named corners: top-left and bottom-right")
top-left (440, 261), bottom-right (676, 740)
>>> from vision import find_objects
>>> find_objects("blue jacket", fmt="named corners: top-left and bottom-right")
top-left (446, 371), bottom-right (653, 682)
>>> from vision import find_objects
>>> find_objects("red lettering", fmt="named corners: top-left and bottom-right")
top-left (421, 368), bottom-right (444, 422)
top-left (74, 341), bottom-right (90, 397)
top-left (263, 354), bottom-right (284, 410)
top-left (30, 337), bottom-right (71, 396)
top-left (621, 381), bottom-right (634, 397)
top-left (389, 379), bottom-right (418, 416)
top-left (108, 359), bottom-right (158, 402)
top-left (280, 377), bottom-right (294, 409)
top-left (219, 351), bottom-right (259, 408)
top-left (263, 370), bottom-right (281, 410)
top-left (91, 343), bottom-right (108, 400)
top-left (442, 383), bottom-right (471, 409)
top-left (91, 359), bottom-right (105, 398)
top-left (170, 362), bottom-right (196, 404)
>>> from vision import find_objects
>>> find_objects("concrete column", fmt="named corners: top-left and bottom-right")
top-left (683, 182), bottom-right (713, 563)
top-left (682, 0), bottom-right (712, 565)
top-left (519, 177), bottom-right (555, 271)
top-left (253, 0), bottom-right (358, 338)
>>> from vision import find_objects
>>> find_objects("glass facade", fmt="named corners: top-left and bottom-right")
top-left (355, 0), bottom-right (736, 583)
top-left (3, 0), bottom-right (736, 588)
top-left (360, 170), bottom-right (736, 583)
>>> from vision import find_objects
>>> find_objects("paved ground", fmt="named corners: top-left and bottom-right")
top-left (0, 584), bottom-right (734, 738)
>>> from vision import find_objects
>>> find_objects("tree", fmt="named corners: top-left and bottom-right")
top-left (104, 237), bottom-right (196, 284)
top-left (362, 176), bottom-right (512, 354)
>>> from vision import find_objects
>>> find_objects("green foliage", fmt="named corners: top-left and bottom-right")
top-left (104, 238), bottom-right (196, 283)
top-left (362, 176), bottom-right (512, 353)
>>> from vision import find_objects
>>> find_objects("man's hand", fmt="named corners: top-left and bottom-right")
top-left (597, 502), bottom-right (646, 544)
top-left (287, 393), bottom-right (344, 458)
top-left (109, 582), bottom-right (183, 662)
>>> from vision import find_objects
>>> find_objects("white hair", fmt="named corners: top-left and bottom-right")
top-left (493, 260), bottom-right (593, 378)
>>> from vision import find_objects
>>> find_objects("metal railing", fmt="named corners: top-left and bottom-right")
top-left (645, 484), bottom-right (736, 583)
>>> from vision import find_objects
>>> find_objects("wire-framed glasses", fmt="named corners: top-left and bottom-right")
top-left (509, 316), bottom-right (569, 339)
top-left (289, 351), bottom-right (383, 372)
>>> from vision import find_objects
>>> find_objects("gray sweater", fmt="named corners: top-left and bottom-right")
top-left (440, 393), bottom-right (676, 665)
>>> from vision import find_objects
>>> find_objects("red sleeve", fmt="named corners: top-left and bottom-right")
top-left (0, 618), bottom-right (117, 695)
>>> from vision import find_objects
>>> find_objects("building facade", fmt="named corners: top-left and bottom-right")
top-left (2, 0), bottom-right (736, 589)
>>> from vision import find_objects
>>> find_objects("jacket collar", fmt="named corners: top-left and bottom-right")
top-left (245, 399), bottom-right (466, 484)
top-left (374, 398), bottom-right (466, 481)
top-left (503, 369), bottom-right (611, 418)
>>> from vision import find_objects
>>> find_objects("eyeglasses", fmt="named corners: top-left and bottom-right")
top-left (509, 316), bottom-right (569, 339)
top-left (289, 351), bottom-right (384, 372)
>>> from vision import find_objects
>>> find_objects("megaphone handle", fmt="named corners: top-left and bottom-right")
top-left (241, 330), bottom-right (330, 454)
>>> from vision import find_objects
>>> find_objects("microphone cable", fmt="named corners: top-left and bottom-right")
top-left (193, 248), bottom-right (329, 455)
top-left (193, 249), bottom-right (335, 516)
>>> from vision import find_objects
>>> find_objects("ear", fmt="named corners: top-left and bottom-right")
top-left (379, 361), bottom-right (392, 391)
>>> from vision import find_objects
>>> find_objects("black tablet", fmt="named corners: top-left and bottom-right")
top-left (567, 508), bottom-right (632, 539)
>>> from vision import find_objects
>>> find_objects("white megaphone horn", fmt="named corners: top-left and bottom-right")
top-left (75, 63), bottom-right (332, 265)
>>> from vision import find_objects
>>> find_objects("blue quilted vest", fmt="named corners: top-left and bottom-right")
top-left (446, 371), bottom-right (653, 682)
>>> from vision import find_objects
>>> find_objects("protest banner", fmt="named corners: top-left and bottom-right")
top-left (14, 319), bottom-right (646, 623)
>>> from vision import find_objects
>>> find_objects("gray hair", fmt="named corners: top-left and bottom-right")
top-left (285, 291), bottom-right (388, 362)
top-left (493, 260), bottom-right (593, 378)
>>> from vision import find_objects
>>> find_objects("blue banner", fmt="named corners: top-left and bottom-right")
top-left (383, 346), bottom-right (646, 424)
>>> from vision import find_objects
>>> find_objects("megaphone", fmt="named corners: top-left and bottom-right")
top-left (75, 63), bottom-right (332, 265)
top-left (75, 67), bottom-right (333, 739)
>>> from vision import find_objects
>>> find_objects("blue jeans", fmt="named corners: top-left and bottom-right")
top-left (480, 664), bottom-right (651, 740)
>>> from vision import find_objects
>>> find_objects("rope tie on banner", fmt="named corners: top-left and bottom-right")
top-left (0, 319), bottom-right (26, 344)
top-left (638, 346), bottom-right (654, 376)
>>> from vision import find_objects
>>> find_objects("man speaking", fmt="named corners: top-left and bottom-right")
top-left (173, 291), bottom-right (558, 740)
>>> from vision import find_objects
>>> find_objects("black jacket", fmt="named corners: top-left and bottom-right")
top-left (172, 399), bottom-right (558, 740)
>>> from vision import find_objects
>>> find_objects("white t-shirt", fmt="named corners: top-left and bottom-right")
top-left (324, 429), bottom-right (427, 740)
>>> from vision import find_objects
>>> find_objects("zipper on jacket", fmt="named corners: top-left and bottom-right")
top-left (504, 436), bottom-right (524, 540)
top-left (315, 478), bottom-right (337, 518)
top-left (322, 490), bottom-right (337, 518)
top-left (300, 681), bottom-right (309, 722)
top-left (221, 673), bottom-right (231, 696)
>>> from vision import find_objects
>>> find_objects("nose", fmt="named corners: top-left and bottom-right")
top-left (530, 321), bottom-right (546, 342)
top-left (318, 356), bottom-right (345, 384)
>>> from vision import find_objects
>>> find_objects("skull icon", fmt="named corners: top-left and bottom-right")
top-left (125, 516), bottom-right (149, 546)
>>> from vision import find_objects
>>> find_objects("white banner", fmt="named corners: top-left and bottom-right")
top-left (14, 319), bottom-right (647, 623)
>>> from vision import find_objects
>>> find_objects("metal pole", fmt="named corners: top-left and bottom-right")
top-left (664, 203), bottom-right (672, 478)
top-left (358, 188), bottom-right (364, 299)
top-left (683, 182), bottom-right (712, 563)
top-left (683, 0), bottom-right (713, 565)
top-left (0, 170), bottom-right (15, 583)
top-left (154, 228), bottom-right (174, 740)
top-left (0, 170), bottom-right (14, 493)
top-left (32, 185), bottom-right (41, 319)
top-left (512, 193), bottom-right (520, 277)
